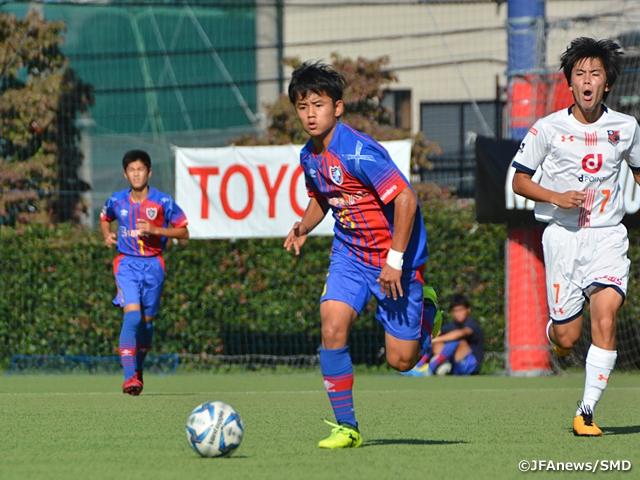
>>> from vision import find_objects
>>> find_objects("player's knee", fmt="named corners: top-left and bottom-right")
top-left (554, 329), bottom-right (580, 348)
top-left (396, 361), bottom-right (416, 372)
top-left (387, 352), bottom-right (419, 372)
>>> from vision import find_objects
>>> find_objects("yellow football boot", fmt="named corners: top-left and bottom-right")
top-left (573, 402), bottom-right (602, 436)
top-left (318, 420), bottom-right (363, 449)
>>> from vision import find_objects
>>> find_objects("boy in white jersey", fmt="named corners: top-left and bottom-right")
top-left (512, 37), bottom-right (640, 436)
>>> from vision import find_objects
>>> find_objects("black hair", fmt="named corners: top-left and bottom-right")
top-left (450, 293), bottom-right (470, 310)
top-left (122, 149), bottom-right (152, 171)
top-left (560, 37), bottom-right (624, 100)
top-left (288, 61), bottom-right (346, 105)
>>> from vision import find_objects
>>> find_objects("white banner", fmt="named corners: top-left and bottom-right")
top-left (174, 140), bottom-right (412, 239)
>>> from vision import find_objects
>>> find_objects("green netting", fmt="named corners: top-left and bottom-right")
top-left (3, 2), bottom-right (257, 135)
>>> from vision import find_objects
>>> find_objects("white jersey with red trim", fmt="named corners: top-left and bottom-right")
top-left (512, 106), bottom-right (640, 227)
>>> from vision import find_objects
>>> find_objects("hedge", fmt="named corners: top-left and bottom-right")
top-left (1, 190), bottom-right (506, 369)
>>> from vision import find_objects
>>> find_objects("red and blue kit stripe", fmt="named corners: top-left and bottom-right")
top-left (100, 186), bottom-right (188, 257)
top-left (300, 122), bottom-right (428, 269)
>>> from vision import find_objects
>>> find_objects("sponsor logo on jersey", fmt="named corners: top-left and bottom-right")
top-left (119, 228), bottom-right (146, 238)
top-left (146, 207), bottom-right (158, 220)
top-left (582, 153), bottom-right (603, 173)
top-left (585, 131), bottom-right (598, 146)
top-left (578, 174), bottom-right (604, 183)
top-left (607, 130), bottom-right (620, 147)
top-left (529, 127), bottom-right (538, 136)
top-left (380, 184), bottom-right (398, 201)
top-left (309, 168), bottom-right (317, 178)
top-left (330, 166), bottom-right (343, 185)
top-left (561, 135), bottom-right (574, 142)
top-left (328, 191), bottom-right (367, 207)
top-left (594, 274), bottom-right (622, 286)
top-left (120, 208), bottom-right (128, 218)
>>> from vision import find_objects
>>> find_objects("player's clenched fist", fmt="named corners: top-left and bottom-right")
top-left (103, 232), bottom-right (117, 248)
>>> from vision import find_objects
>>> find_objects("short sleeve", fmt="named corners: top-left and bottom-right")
top-left (511, 121), bottom-right (548, 175)
top-left (625, 122), bottom-right (640, 172)
top-left (100, 196), bottom-right (117, 222)
top-left (165, 197), bottom-right (188, 227)
top-left (350, 143), bottom-right (408, 204)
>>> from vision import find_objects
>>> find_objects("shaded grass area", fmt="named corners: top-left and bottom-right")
top-left (1, 373), bottom-right (639, 480)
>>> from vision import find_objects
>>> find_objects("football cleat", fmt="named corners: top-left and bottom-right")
top-left (318, 420), bottom-right (363, 449)
top-left (435, 361), bottom-right (452, 376)
top-left (122, 375), bottom-right (144, 396)
top-left (400, 361), bottom-right (432, 377)
top-left (135, 369), bottom-right (144, 386)
top-left (573, 402), bottom-right (602, 436)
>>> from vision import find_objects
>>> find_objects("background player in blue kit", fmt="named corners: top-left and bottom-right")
top-left (100, 150), bottom-right (189, 395)
top-left (284, 61), bottom-right (438, 448)
top-left (427, 294), bottom-right (484, 376)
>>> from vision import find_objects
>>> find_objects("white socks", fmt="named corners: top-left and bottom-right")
top-left (546, 319), bottom-right (561, 348)
top-left (577, 344), bottom-right (617, 417)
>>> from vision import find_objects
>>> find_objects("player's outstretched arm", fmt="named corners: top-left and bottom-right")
top-left (378, 187), bottom-right (417, 300)
top-left (512, 171), bottom-right (585, 209)
top-left (284, 197), bottom-right (329, 255)
top-left (100, 220), bottom-right (117, 248)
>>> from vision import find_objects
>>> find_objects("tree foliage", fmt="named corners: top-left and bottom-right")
top-left (232, 53), bottom-right (440, 170)
top-left (0, 9), bottom-right (94, 225)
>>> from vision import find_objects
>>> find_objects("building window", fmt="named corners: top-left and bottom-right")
top-left (420, 99), bottom-right (503, 197)
top-left (382, 89), bottom-right (411, 130)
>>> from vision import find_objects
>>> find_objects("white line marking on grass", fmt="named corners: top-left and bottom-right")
top-left (2, 387), bottom-right (640, 397)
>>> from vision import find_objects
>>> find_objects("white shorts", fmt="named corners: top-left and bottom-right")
top-left (542, 223), bottom-right (629, 323)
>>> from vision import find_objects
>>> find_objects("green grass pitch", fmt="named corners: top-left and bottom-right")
top-left (1, 372), bottom-right (639, 479)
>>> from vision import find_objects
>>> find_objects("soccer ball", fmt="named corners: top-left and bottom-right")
top-left (185, 401), bottom-right (244, 458)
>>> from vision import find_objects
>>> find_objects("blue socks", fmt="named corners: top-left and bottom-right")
top-left (420, 303), bottom-right (437, 357)
top-left (429, 340), bottom-right (460, 374)
top-left (320, 346), bottom-right (357, 429)
top-left (119, 311), bottom-right (141, 380)
top-left (136, 320), bottom-right (154, 371)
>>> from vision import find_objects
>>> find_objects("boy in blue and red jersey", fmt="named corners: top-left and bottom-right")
top-left (284, 62), bottom-right (437, 448)
top-left (100, 150), bottom-right (189, 395)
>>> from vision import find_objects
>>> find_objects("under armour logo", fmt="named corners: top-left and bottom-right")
top-left (344, 140), bottom-right (376, 163)
top-left (552, 307), bottom-right (565, 315)
top-left (561, 135), bottom-right (574, 142)
top-left (323, 380), bottom-right (335, 392)
top-left (598, 374), bottom-right (609, 383)
top-left (120, 349), bottom-right (135, 357)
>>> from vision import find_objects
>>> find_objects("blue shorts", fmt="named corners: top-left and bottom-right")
top-left (321, 250), bottom-right (424, 341)
top-left (113, 254), bottom-right (165, 316)
top-left (452, 351), bottom-right (478, 375)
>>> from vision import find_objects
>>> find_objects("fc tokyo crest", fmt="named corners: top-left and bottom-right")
top-left (607, 130), bottom-right (620, 147)
top-left (146, 207), bottom-right (158, 220)
top-left (329, 166), bottom-right (343, 185)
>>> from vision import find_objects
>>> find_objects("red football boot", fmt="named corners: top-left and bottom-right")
top-left (122, 375), bottom-right (143, 396)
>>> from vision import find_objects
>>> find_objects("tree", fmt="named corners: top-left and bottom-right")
top-left (0, 9), bottom-right (94, 225)
top-left (232, 53), bottom-right (440, 172)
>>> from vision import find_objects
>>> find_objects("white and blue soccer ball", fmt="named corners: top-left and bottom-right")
top-left (185, 401), bottom-right (244, 458)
